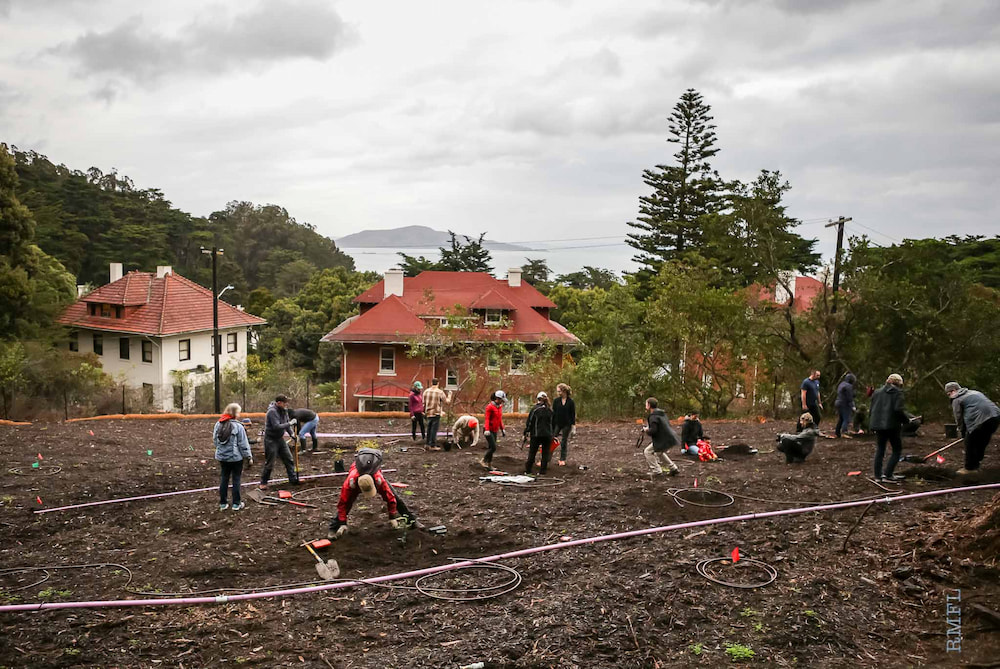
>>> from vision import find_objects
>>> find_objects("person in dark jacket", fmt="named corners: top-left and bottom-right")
top-left (643, 397), bottom-right (679, 476)
top-left (869, 374), bottom-right (917, 482)
top-left (524, 391), bottom-right (555, 475)
top-left (214, 402), bottom-right (253, 511)
top-left (834, 373), bottom-right (857, 439)
top-left (800, 370), bottom-right (823, 427)
top-left (408, 382), bottom-right (425, 442)
top-left (681, 411), bottom-right (704, 455)
top-left (776, 413), bottom-right (821, 463)
top-left (552, 383), bottom-right (576, 466)
top-left (945, 382), bottom-right (1000, 474)
top-left (288, 406), bottom-right (319, 453)
top-left (260, 394), bottom-right (300, 489)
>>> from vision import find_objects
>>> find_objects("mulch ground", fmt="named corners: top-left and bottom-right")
top-left (1, 416), bottom-right (998, 668)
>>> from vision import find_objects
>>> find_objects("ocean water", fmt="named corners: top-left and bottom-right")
top-left (341, 243), bottom-right (639, 278)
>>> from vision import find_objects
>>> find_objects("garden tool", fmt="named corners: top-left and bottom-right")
top-left (264, 495), bottom-right (317, 508)
top-left (901, 438), bottom-right (963, 464)
top-left (303, 540), bottom-right (340, 580)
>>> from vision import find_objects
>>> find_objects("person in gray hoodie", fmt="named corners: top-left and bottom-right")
top-left (945, 382), bottom-right (1000, 474)
top-left (260, 394), bottom-right (300, 489)
top-left (214, 403), bottom-right (253, 511)
top-left (834, 373), bottom-right (857, 439)
top-left (869, 374), bottom-right (917, 482)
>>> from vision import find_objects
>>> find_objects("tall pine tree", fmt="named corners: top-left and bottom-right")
top-left (626, 89), bottom-right (721, 271)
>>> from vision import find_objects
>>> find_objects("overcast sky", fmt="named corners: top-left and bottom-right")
top-left (2, 0), bottom-right (998, 270)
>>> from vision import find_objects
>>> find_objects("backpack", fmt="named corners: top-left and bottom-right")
top-left (696, 438), bottom-right (717, 462)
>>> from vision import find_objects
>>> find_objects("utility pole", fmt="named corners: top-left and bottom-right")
top-left (201, 246), bottom-right (224, 413)
top-left (824, 216), bottom-right (852, 314)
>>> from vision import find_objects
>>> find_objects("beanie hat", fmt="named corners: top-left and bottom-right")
top-left (357, 474), bottom-right (377, 499)
top-left (887, 374), bottom-right (903, 386)
top-left (944, 381), bottom-right (961, 394)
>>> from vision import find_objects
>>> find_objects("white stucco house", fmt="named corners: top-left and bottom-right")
top-left (58, 263), bottom-right (266, 412)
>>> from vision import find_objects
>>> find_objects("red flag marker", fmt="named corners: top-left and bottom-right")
top-left (731, 547), bottom-right (740, 563)
top-left (847, 471), bottom-right (862, 476)
top-left (36, 496), bottom-right (43, 505)
top-left (693, 478), bottom-right (698, 488)
top-left (936, 454), bottom-right (945, 464)
top-left (37, 453), bottom-right (43, 460)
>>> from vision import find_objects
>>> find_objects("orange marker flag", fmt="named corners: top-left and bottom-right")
top-left (731, 547), bottom-right (740, 563)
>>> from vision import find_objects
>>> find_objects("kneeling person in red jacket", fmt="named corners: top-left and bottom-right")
top-left (328, 448), bottom-right (418, 540)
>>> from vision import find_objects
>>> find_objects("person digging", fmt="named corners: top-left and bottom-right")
top-left (328, 448), bottom-right (420, 540)
top-left (451, 415), bottom-right (480, 449)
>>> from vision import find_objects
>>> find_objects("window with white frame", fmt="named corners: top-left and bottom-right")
top-left (446, 369), bottom-right (459, 389)
top-left (227, 332), bottom-right (237, 353)
top-left (141, 340), bottom-right (153, 363)
top-left (484, 309), bottom-right (503, 325)
top-left (178, 339), bottom-right (191, 361)
top-left (510, 349), bottom-right (525, 374)
top-left (379, 346), bottom-right (395, 374)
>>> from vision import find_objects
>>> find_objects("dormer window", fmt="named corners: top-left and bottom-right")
top-left (100, 304), bottom-right (111, 318)
top-left (484, 309), bottom-right (504, 325)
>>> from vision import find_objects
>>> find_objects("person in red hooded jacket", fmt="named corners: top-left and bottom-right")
top-left (328, 448), bottom-right (419, 540)
top-left (480, 390), bottom-right (506, 469)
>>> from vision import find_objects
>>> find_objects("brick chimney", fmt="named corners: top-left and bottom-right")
top-left (109, 262), bottom-right (123, 283)
top-left (384, 269), bottom-right (404, 298)
top-left (507, 268), bottom-right (522, 288)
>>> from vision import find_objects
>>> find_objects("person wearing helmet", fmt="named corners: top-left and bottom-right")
top-left (451, 415), bottom-right (481, 449)
top-left (328, 448), bottom-right (418, 540)
top-left (524, 391), bottom-right (555, 475)
top-left (481, 391), bottom-right (507, 469)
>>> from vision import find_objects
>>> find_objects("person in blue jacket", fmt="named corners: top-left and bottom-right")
top-left (214, 402), bottom-right (253, 511)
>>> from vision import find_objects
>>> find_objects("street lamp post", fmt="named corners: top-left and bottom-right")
top-left (201, 247), bottom-right (224, 413)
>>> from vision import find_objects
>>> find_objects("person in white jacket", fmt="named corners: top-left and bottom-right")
top-left (451, 415), bottom-right (480, 449)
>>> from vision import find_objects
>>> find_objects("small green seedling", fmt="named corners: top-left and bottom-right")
top-left (724, 643), bottom-right (755, 661)
top-left (688, 643), bottom-right (703, 656)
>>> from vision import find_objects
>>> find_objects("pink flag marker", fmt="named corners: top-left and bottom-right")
top-left (693, 478), bottom-right (698, 488)
top-left (731, 547), bottom-right (740, 563)
top-left (37, 453), bottom-right (43, 460)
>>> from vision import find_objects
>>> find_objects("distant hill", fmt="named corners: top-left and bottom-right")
top-left (337, 225), bottom-right (531, 251)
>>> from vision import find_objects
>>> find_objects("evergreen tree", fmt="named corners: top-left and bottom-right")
top-left (626, 89), bottom-right (721, 271)
top-left (438, 231), bottom-right (493, 273)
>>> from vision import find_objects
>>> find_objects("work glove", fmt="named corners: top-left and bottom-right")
top-left (389, 514), bottom-right (407, 530)
top-left (571, 425), bottom-right (576, 436)
top-left (289, 418), bottom-right (298, 426)
top-left (245, 458), bottom-right (253, 467)
top-left (501, 429), bottom-right (506, 437)
top-left (484, 430), bottom-right (492, 436)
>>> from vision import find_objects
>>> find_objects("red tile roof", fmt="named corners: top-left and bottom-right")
top-left (59, 271), bottom-right (266, 336)
top-left (324, 271), bottom-right (578, 345)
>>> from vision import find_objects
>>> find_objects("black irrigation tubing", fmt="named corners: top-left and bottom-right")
top-left (0, 560), bottom-right (522, 602)
top-left (696, 557), bottom-right (778, 589)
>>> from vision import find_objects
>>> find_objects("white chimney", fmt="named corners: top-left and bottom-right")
top-left (384, 269), bottom-right (404, 298)
top-left (156, 266), bottom-right (173, 278)
top-left (109, 262), bottom-right (123, 283)
top-left (507, 268), bottom-right (522, 288)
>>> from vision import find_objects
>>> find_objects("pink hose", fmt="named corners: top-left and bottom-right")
top-left (32, 470), bottom-right (396, 515)
top-left (4, 482), bottom-right (997, 613)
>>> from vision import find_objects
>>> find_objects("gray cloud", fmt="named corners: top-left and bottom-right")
top-left (48, 0), bottom-right (357, 84)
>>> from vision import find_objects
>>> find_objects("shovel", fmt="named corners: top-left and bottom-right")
top-left (901, 438), bottom-right (963, 464)
top-left (303, 540), bottom-right (340, 581)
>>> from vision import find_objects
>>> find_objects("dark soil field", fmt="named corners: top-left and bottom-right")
top-left (1, 416), bottom-right (999, 668)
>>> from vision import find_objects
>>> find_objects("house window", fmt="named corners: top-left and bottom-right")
top-left (142, 340), bottom-right (153, 363)
top-left (484, 309), bottom-right (503, 325)
top-left (510, 350), bottom-right (525, 374)
top-left (486, 350), bottom-right (499, 370)
top-left (173, 385), bottom-right (184, 411)
top-left (89, 304), bottom-right (97, 316)
top-left (179, 339), bottom-right (191, 361)
top-left (519, 396), bottom-right (531, 412)
top-left (210, 334), bottom-right (222, 356)
top-left (68, 331), bottom-right (78, 351)
top-left (379, 346), bottom-right (395, 375)
top-left (227, 332), bottom-right (237, 353)
top-left (93, 333), bottom-right (103, 356)
top-left (115, 306), bottom-right (123, 319)
top-left (702, 372), bottom-right (713, 388)
top-left (100, 304), bottom-right (111, 318)
top-left (446, 369), bottom-right (459, 389)
top-left (119, 337), bottom-right (130, 360)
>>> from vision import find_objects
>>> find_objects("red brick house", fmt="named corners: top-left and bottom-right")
top-left (321, 269), bottom-right (580, 412)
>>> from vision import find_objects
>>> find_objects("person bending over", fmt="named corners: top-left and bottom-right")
top-left (945, 382), bottom-right (1000, 475)
top-left (328, 448), bottom-right (418, 540)
top-left (451, 415), bottom-right (480, 449)
top-left (288, 406), bottom-right (319, 453)
top-left (776, 413), bottom-right (820, 464)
